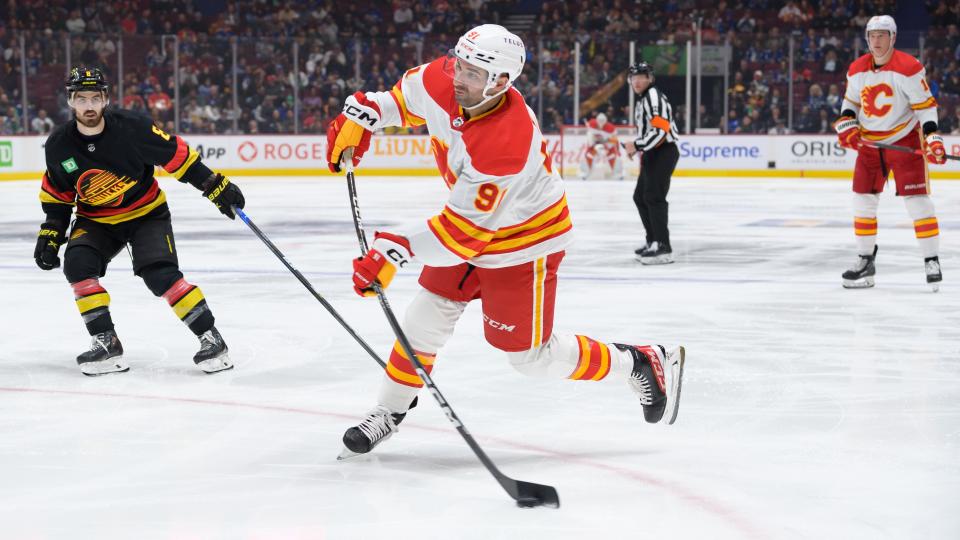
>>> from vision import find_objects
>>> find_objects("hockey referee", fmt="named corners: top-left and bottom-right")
top-left (34, 67), bottom-right (245, 376)
top-left (624, 61), bottom-right (680, 264)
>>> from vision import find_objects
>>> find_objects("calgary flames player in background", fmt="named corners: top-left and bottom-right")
top-left (578, 113), bottom-right (624, 180)
top-left (327, 24), bottom-right (686, 458)
top-left (833, 15), bottom-right (946, 291)
top-left (35, 67), bottom-right (245, 375)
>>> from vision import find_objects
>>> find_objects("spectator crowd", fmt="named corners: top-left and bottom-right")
top-left (0, 0), bottom-right (958, 136)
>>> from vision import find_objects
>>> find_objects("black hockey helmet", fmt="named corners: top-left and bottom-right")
top-left (628, 61), bottom-right (653, 77)
top-left (66, 67), bottom-right (109, 94)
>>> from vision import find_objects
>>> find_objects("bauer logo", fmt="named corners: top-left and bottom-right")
top-left (0, 141), bottom-right (11, 167)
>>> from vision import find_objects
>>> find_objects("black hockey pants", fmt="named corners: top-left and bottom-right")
top-left (633, 142), bottom-right (679, 248)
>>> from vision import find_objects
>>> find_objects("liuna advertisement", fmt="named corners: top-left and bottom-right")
top-left (2, 134), bottom-right (958, 179)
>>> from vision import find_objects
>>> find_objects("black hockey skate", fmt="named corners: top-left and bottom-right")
top-left (193, 327), bottom-right (233, 373)
top-left (77, 330), bottom-right (128, 376)
top-left (613, 344), bottom-right (685, 424)
top-left (925, 256), bottom-right (942, 293)
top-left (339, 406), bottom-right (408, 459)
top-left (638, 241), bottom-right (674, 265)
top-left (634, 241), bottom-right (653, 257)
top-left (842, 245), bottom-right (877, 289)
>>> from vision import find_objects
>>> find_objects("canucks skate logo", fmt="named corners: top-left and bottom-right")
top-left (861, 84), bottom-right (894, 118)
top-left (76, 169), bottom-right (138, 207)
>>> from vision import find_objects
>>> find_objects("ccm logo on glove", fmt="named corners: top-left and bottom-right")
top-left (351, 232), bottom-right (413, 297)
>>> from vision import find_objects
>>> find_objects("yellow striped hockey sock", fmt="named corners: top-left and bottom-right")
top-left (71, 278), bottom-right (114, 334)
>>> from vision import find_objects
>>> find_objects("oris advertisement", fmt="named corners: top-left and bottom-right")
top-left (779, 136), bottom-right (856, 170)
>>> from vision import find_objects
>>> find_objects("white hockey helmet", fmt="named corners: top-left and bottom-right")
top-left (452, 24), bottom-right (525, 108)
top-left (865, 15), bottom-right (896, 39)
top-left (596, 112), bottom-right (608, 126)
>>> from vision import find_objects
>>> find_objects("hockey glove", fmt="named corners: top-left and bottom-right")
top-left (326, 92), bottom-right (378, 173)
top-left (833, 116), bottom-right (861, 149)
top-left (924, 132), bottom-right (946, 165)
top-left (352, 232), bottom-right (413, 297)
top-left (33, 222), bottom-right (66, 270)
top-left (202, 173), bottom-right (245, 219)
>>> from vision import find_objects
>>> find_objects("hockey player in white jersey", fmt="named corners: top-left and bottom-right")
top-left (577, 113), bottom-right (624, 180)
top-left (833, 15), bottom-right (946, 291)
top-left (326, 24), bottom-right (686, 457)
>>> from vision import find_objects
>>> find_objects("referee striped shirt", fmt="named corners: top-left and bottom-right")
top-left (634, 86), bottom-right (680, 151)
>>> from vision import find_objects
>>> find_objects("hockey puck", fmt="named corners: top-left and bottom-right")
top-left (515, 497), bottom-right (541, 508)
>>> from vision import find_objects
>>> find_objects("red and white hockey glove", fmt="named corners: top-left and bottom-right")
top-left (352, 232), bottom-right (413, 297)
top-left (924, 132), bottom-right (946, 165)
top-left (326, 92), bottom-right (380, 173)
top-left (833, 116), bottom-right (861, 149)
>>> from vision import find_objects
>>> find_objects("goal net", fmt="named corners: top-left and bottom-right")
top-left (558, 124), bottom-right (639, 180)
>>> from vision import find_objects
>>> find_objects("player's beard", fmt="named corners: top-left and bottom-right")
top-left (76, 108), bottom-right (104, 129)
top-left (454, 86), bottom-right (482, 109)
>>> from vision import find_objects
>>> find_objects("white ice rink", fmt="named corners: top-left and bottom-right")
top-left (1, 175), bottom-right (958, 539)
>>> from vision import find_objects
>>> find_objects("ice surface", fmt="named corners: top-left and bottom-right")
top-left (1, 176), bottom-right (958, 539)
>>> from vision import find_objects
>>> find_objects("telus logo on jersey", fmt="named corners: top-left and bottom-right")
top-left (861, 84), bottom-right (894, 117)
top-left (76, 169), bottom-right (138, 207)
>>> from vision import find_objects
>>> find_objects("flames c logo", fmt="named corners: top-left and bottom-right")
top-left (76, 169), bottom-right (138, 207)
top-left (861, 84), bottom-right (894, 118)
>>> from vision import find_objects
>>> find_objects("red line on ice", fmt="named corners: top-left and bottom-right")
top-left (0, 386), bottom-right (764, 538)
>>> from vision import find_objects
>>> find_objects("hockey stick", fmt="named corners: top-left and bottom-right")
top-left (861, 140), bottom-right (960, 161)
top-left (343, 154), bottom-right (561, 509)
top-left (231, 205), bottom-right (387, 370)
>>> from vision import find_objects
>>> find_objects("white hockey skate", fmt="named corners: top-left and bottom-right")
top-left (193, 327), bottom-right (233, 373)
top-left (77, 330), bottom-right (129, 376)
top-left (842, 245), bottom-right (877, 289)
top-left (925, 256), bottom-right (942, 293)
top-left (338, 405), bottom-right (406, 460)
top-left (614, 344), bottom-right (685, 424)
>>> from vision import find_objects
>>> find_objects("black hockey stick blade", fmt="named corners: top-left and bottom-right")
top-left (510, 479), bottom-right (560, 508)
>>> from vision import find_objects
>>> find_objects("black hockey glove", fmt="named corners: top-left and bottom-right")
top-left (33, 222), bottom-right (66, 270)
top-left (202, 173), bottom-right (245, 220)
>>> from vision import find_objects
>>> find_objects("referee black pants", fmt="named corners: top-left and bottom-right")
top-left (633, 142), bottom-right (679, 249)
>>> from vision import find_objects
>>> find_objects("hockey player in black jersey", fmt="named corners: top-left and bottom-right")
top-left (34, 67), bottom-right (245, 376)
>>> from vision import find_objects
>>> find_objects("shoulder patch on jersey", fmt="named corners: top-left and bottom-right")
top-left (461, 88), bottom-right (534, 177)
top-left (45, 123), bottom-right (68, 149)
top-left (887, 50), bottom-right (923, 77)
top-left (847, 54), bottom-right (874, 76)
top-left (422, 57), bottom-right (459, 116)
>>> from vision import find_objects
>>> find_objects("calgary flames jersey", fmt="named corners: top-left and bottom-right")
top-left (587, 119), bottom-right (617, 145)
top-left (40, 108), bottom-right (213, 225)
top-left (842, 50), bottom-right (938, 143)
top-left (362, 57), bottom-right (573, 268)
